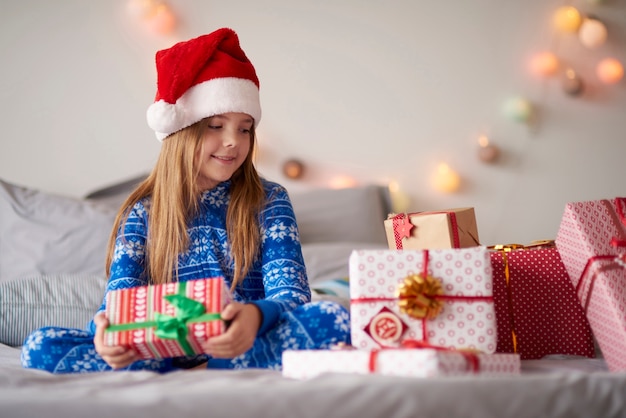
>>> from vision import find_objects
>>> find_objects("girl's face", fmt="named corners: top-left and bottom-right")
top-left (195, 112), bottom-right (253, 191)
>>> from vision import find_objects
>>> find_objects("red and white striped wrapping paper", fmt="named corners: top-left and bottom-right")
top-left (349, 248), bottom-right (497, 353)
top-left (555, 197), bottom-right (626, 371)
top-left (104, 277), bottom-right (230, 359)
top-left (282, 348), bottom-right (520, 379)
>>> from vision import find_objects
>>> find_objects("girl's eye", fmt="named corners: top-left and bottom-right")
top-left (240, 128), bottom-right (251, 134)
top-left (208, 125), bottom-right (222, 130)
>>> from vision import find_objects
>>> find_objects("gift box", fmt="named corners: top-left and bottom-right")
top-left (490, 243), bottom-right (595, 359)
top-left (349, 248), bottom-right (497, 353)
top-left (555, 197), bottom-right (626, 371)
top-left (384, 208), bottom-right (480, 250)
top-left (104, 277), bottom-right (230, 359)
top-left (282, 348), bottom-right (520, 379)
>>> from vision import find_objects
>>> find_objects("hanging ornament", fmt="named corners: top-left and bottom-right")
top-left (431, 163), bottom-right (460, 193)
top-left (596, 58), bottom-right (624, 84)
top-left (282, 159), bottom-right (305, 179)
top-left (553, 6), bottom-right (583, 33)
top-left (579, 18), bottom-right (608, 49)
top-left (502, 97), bottom-right (533, 123)
top-left (529, 52), bottom-right (559, 78)
top-left (477, 135), bottom-right (500, 163)
top-left (562, 68), bottom-right (585, 96)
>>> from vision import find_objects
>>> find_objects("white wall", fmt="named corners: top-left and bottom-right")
top-left (1, 0), bottom-right (625, 246)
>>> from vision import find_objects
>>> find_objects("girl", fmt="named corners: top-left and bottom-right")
top-left (21, 28), bottom-right (350, 373)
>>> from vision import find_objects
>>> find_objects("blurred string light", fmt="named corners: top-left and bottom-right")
top-left (431, 163), bottom-right (460, 193)
top-left (127, 0), bottom-right (177, 35)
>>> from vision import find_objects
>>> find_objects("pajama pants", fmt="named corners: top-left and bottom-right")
top-left (21, 300), bottom-right (350, 374)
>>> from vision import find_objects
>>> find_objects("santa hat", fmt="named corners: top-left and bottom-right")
top-left (146, 28), bottom-right (261, 141)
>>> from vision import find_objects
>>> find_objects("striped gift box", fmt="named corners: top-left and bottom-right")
top-left (104, 277), bottom-right (230, 359)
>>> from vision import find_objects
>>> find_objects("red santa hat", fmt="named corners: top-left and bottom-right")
top-left (146, 28), bottom-right (261, 141)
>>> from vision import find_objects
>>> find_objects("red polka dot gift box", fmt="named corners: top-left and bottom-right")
top-left (384, 208), bottom-right (480, 251)
top-left (349, 248), bottom-right (496, 353)
top-left (282, 346), bottom-right (520, 379)
top-left (489, 243), bottom-right (595, 360)
top-left (555, 197), bottom-right (626, 372)
top-left (104, 278), bottom-right (231, 359)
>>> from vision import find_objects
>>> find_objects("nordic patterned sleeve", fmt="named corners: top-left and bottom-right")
top-left (87, 200), bottom-right (151, 334)
top-left (253, 182), bottom-right (310, 328)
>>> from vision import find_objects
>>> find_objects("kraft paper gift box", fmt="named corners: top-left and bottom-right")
top-left (490, 243), bottom-right (595, 360)
top-left (282, 348), bottom-right (520, 379)
top-left (349, 248), bottom-right (497, 353)
top-left (384, 208), bottom-right (480, 250)
top-left (555, 197), bottom-right (626, 371)
top-left (104, 277), bottom-right (231, 359)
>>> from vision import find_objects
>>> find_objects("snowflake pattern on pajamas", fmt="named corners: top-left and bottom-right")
top-left (21, 179), bottom-right (350, 373)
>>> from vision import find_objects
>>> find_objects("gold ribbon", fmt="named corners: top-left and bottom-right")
top-left (487, 241), bottom-right (554, 354)
top-left (397, 274), bottom-right (444, 320)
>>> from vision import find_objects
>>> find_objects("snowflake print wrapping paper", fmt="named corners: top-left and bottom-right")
top-left (349, 248), bottom-right (497, 353)
top-left (556, 197), bottom-right (626, 372)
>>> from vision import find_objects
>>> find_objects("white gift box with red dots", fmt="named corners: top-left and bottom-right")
top-left (349, 248), bottom-right (497, 353)
top-left (282, 348), bottom-right (520, 379)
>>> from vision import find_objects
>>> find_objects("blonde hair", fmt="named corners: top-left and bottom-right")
top-left (105, 118), bottom-right (265, 290)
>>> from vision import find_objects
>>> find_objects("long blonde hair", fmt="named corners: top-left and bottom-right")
top-left (105, 118), bottom-right (265, 290)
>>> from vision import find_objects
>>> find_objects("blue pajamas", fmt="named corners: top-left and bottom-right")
top-left (21, 300), bottom-right (350, 373)
top-left (21, 180), bottom-right (350, 374)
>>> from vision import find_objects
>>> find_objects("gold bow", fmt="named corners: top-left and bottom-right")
top-left (397, 274), bottom-right (444, 319)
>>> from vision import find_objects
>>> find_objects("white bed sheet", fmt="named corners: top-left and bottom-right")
top-left (1, 344), bottom-right (625, 418)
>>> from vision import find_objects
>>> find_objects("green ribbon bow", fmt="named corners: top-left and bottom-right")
top-left (106, 282), bottom-right (222, 356)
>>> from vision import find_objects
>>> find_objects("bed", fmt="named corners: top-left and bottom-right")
top-left (1, 176), bottom-right (626, 418)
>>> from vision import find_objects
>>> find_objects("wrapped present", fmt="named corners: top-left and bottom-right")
top-left (282, 346), bottom-right (520, 379)
top-left (555, 197), bottom-right (626, 371)
top-left (489, 242), bottom-right (595, 359)
top-left (104, 277), bottom-right (230, 359)
top-left (384, 208), bottom-right (480, 250)
top-left (349, 248), bottom-right (496, 353)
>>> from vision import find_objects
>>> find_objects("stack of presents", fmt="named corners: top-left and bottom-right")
top-left (283, 197), bottom-right (626, 378)
top-left (101, 197), bottom-right (626, 379)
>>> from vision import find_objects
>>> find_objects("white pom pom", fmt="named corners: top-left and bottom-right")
top-left (146, 100), bottom-right (185, 134)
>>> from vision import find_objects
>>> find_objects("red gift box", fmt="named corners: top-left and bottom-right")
top-left (104, 277), bottom-right (230, 359)
top-left (556, 197), bottom-right (626, 371)
top-left (489, 244), bottom-right (595, 360)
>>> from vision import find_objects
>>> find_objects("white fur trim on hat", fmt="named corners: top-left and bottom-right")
top-left (147, 77), bottom-right (261, 141)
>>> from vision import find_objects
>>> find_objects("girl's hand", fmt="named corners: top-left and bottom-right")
top-left (93, 312), bottom-right (139, 369)
top-left (201, 302), bottom-right (261, 359)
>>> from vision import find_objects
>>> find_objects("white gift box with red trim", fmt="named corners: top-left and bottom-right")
top-left (349, 248), bottom-right (497, 353)
top-left (282, 348), bottom-right (520, 379)
top-left (555, 197), bottom-right (626, 371)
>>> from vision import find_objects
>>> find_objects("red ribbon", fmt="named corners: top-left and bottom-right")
top-left (574, 198), bottom-right (626, 312)
top-left (368, 340), bottom-right (481, 373)
top-left (352, 250), bottom-right (493, 345)
top-left (391, 211), bottom-right (460, 249)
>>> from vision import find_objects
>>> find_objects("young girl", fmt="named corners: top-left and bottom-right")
top-left (21, 28), bottom-right (351, 373)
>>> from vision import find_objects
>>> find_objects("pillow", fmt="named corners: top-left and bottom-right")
top-left (289, 185), bottom-right (391, 245)
top-left (0, 178), bottom-right (117, 282)
top-left (84, 173), bottom-right (147, 209)
top-left (0, 274), bottom-right (106, 347)
top-left (302, 241), bottom-right (385, 285)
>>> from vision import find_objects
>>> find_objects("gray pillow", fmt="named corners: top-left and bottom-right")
top-left (289, 185), bottom-right (391, 245)
top-left (0, 178), bottom-right (117, 282)
top-left (0, 274), bottom-right (106, 347)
